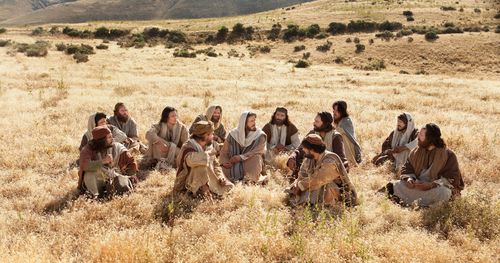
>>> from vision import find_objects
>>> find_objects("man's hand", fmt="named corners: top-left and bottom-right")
top-left (404, 178), bottom-right (415, 189)
top-left (222, 162), bottom-right (233, 169)
top-left (229, 155), bottom-right (242, 164)
top-left (274, 144), bottom-right (285, 153)
top-left (102, 154), bottom-right (113, 165)
top-left (218, 177), bottom-right (227, 185)
top-left (287, 159), bottom-right (296, 170)
top-left (414, 181), bottom-right (435, 191)
top-left (159, 143), bottom-right (169, 153)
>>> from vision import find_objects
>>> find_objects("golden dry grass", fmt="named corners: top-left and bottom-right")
top-left (0, 1), bottom-right (499, 262)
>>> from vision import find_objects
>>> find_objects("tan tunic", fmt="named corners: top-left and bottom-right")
top-left (174, 140), bottom-right (233, 195)
top-left (145, 122), bottom-right (189, 167)
top-left (290, 151), bottom-right (357, 207)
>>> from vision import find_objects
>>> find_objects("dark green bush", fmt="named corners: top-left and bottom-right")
top-left (327, 22), bottom-right (347, 35)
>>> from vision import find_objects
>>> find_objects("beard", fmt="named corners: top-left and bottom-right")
top-left (246, 126), bottom-right (257, 132)
top-left (304, 153), bottom-right (314, 159)
top-left (397, 126), bottom-right (407, 132)
top-left (418, 138), bottom-right (430, 148)
top-left (211, 116), bottom-right (220, 123)
top-left (313, 125), bottom-right (327, 132)
top-left (274, 119), bottom-right (285, 126)
top-left (116, 114), bottom-right (129, 123)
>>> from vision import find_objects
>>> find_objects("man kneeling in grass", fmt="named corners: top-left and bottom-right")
top-left (287, 134), bottom-right (358, 207)
top-left (384, 123), bottom-right (464, 207)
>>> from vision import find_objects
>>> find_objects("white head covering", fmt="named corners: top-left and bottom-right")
top-left (229, 111), bottom-right (264, 147)
top-left (391, 112), bottom-right (416, 148)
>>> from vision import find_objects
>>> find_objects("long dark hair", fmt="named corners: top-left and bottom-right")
top-left (160, 106), bottom-right (176, 124)
top-left (332, 100), bottom-right (349, 119)
top-left (270, 107), bottom-right (291, 126)
top-left (316, 111), bottom-right (334, 132)
top-left (425, 123), bottom-right (446, 148)
top-left (89, 137), bottom-right (109, 152)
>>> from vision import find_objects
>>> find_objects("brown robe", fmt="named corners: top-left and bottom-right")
top-left (78, 142), bottom-right (138, 192)
top-left (401, 147), bottom-right (464, 191)
top-left (262, 122), bottom-right (299, 148)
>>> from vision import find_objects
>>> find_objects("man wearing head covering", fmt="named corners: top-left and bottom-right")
top-left (287, 134), bottom-right (358, 207)
top-left (219, 111), bottom-right (267, 184)
top-left (174, 121), bottom-right (233, 197)
top-left (287, 112), bottom-right (348, 179)
top-left (189, 105), bottom-right (227, 144)
top-left (262, 107), bottom-right (301, 163)
top-left (79, 112), bottom-right (128, 151)
top-left (372, 113), bottom-right (419, 173)
top-left (332, 100), bottom-right (362, 166)
top-left (107, 102), bottom-right (147, 153)
top-left (384, 123), bottom-right (464, 207)
top-left (78, 126), bottom-right (138, 197)
top-left (145, 106), bottom-right (189, 168)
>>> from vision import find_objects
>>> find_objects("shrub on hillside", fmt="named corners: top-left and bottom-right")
top-left (327, 22), bottom-right (347, 35)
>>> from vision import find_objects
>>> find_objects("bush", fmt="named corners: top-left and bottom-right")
top-left (346, 37), bottom-right (352, 43)
top-left (463, 26), bottom-right (481, 32)
top-left (375, 31), bottom-right (394, 40)
top-left (109, 28), bottom-right (129, 38)
top-left (425, 31), bottom-right (439, 41)
top-left (283, 24), bottom-right (305, 42)
top-left (168, 30), bottom-right (186, 43)
top-left (268, 23), bottom-right (282, 40)
top-left (259, 45), bottom-right (271, 53)
top-left (421, 193), bottom-right (500, 241)
top-left (473, 8), bottom-right (481, 13)
top-left (25, 41), bottom-right (50, 57)
top-left (398, 29), bottom-right (413, 36)
top-left (173, 49), bottom-right (196, 58)
top-left (316, 32), bottom-right (328, 39)
top-left (356, 59), bottom-right (386, 70)
top-left (96, 44), bottom-right (108, 50)
top-left (353, 37), bottom-right (360, 44)
top-left (402, 10), bottom-right (413, 17)
top-left (377, 21), bottom-right (403, 31)
top-left (94, 27), bottom-right (110, 38)
top-left (334, 56), bottom-right (344, 64)
top-left (31, 27), bottom-right (45, 36)
top-left (65, 44), bottom-right (94, 55)
top-left (228, 23), bottom-right (254, 41)
top-left (295, 60), bottom-right (310, 68)
top-left (440, 6), bottom-right (457, 11)
top-left (439, 27), bottom-right (463, 34)
top-left (0, 28), bottom-right (7, 34)
top-left (216, 26), bottom-right (229, 42)
top-left (49, 26), bottom-right (59, 34)
top-left (407, 16), bottom-right (415, 22)
top-left (316, 41), bottom-right (332, 52)
top-left (496, 25), bottom-right (500, 33)
top-left (143, 27), bottom-right (160, 38)
top-left (302, 52), bottom-right (311, 60)
top-left (55, 43), bottom-right (66, 51)
top-left (0, 39), bottom-right (10, 47)
top-left (444, 22), bottom-right (455, 28)
top-left (327, 22), bottom-right (347, 35)
top-left (355, 43), bottom-right (365, 53)
top-left (305, 24), bottom-right (321, 38)
top-left (73, 53), bottom-right (88, 63)
top-left (293, 45), bottom-right (306, 52)
top-left (495, 13), bottom-right (500, 19)
top-left (347, 20), bottom-right (377, 33)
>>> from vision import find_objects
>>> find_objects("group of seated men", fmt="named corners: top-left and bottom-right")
top-left (77, 101), bottom-right (464, 208)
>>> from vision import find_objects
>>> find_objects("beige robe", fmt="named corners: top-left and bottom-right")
top-left (146, 121), bottom-right (188, 167)
top-left (174, 139), bottom-right (233, 195)
top-left (290, 151), bottom-right (357, 207)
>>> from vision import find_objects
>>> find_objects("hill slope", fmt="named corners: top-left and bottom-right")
top-left (0, 0), bottom-right (313, 25)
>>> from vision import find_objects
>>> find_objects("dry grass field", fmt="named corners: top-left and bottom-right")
top-left (0, 0), bottom-right (499, 262)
